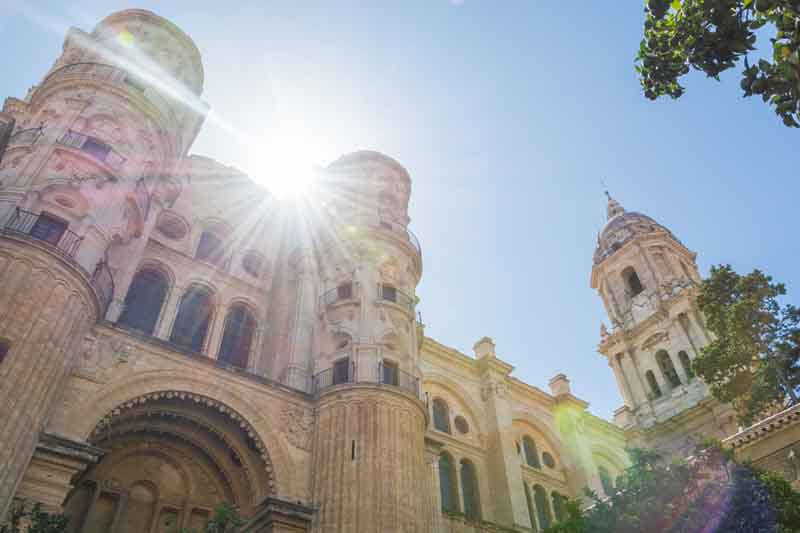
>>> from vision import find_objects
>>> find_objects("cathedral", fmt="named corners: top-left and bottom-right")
top-left (0, 9), bottom-right (798, 533)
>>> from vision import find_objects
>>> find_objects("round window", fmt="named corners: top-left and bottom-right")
top-left (454, 415), bottom-right (469, 435)
top-left (155, 212), bottom-right (188, 240)
top-left (242, 252), bottom-right (263, 277)
top-left (542, 451), bottom-right (556, 469)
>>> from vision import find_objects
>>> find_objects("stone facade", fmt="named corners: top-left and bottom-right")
top-left (1, 8), bottom-right (796, 533)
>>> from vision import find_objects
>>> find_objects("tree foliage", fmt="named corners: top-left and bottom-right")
top-left (544, 445), bottom-right (800, 533)
top-left (176, 502), bottom-right (244, 533)
top-left (637, 0), bottom-right (800, 127)
top-left (694, 264), bottom-right (800, 425)
top-left (0, 502), bottom-right (68, 533)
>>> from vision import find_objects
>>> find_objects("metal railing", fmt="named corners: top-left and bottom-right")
top-left (58, 130), bottom-right (126, 171)
top-left (377, 220), bottom-right (421, 256)
top-left (319, 282), bottom-right (359, 308)
top-left (90, 260), bottom-right (115, 316)
top-left (3, 207), bottom-right (83, 258)
top-left (312, 359), bottom-right (356, 393)
top-left (378, 361), bottom-right (420, 396)
top-left (377, 283), bottom-right (416, 313)
top-left (8, 127), bottom-right (43, 146)
top-left (312, 360), bottom-right (419, 397)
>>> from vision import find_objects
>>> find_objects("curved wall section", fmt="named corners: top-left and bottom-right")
top-left (0, 241), bottom-right (96, 516)
top-left (311, 386), bottom-right (428, 532)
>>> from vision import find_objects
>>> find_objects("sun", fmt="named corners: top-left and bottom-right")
top-left (245, 122), bottom-right (333, 200)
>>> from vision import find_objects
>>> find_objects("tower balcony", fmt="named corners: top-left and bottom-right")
top-left (376, 283), bottom-right (416, 314)
top-left (311, 359), bottom-right (420, 397)
top-left (1, 206), bottom-right (114, 315)
top-left (319, 281), bottom-right (360, 310)
top-left (57, 129), bottom-right (127, 172)
top-left (7, 127), bottom-right (44, 148)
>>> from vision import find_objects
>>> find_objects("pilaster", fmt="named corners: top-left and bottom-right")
top-left (14, 433), bottom-right (104, 513)
top-left (475, 341), bottom-right (532, 529)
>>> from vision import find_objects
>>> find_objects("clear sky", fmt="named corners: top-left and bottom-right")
top-left (2, 1), bottom-right (797, 419)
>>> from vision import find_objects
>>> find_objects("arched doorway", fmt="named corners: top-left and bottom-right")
top-left (64, 392), bottom-right (274, 533)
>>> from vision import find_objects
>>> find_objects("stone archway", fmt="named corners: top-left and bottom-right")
top-left (58, 371), bottom-right (297, 500)
top-left (63, 390), bottom-right (276, 533)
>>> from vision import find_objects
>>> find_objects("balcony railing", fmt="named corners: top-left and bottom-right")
top-left (319, 282), bottom-right (359, 308)
top-left (8, 127), bottom-right (43, 146)
top-left (91, 260), bottom-right (115, 316)
top-left (312, 360), bottom-right (419, 397)
top-left (377, 283), bottom-right (416, 313)
top-left (58, 130), bottom-right (126, 171)
top-left (3, 207), bottom-right (82, 258)
top-left (377, 220), bottom-right (421, 256)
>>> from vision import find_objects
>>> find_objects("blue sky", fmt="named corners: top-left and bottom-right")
top-left (2, 1), bottom-right (797, 419)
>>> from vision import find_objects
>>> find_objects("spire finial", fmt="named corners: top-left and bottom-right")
top-left (600, 180), bottom-right (625, 220)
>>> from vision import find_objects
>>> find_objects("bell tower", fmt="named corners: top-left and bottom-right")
top-left (590, 194), bottom-right (736, 455)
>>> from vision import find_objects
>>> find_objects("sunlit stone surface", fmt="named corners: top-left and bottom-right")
top-left (1, 9), bottom-right (797, 533)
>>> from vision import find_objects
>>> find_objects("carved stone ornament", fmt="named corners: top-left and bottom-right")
top-left (641, 331), bottom-right (668, 351)
top-left (480, 379), bottom-right (508, 402)
top-left (280, 406), bottom-right (313, 451)
top-left (74, 333), bottom-right (132, 381)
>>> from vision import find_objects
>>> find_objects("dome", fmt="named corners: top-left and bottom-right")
top-left (593, 195), bottom-right (676, 265)
top-left (327, 150), bottom-right (411, 183)
top-left (92, 10), bottom-right (205, 95)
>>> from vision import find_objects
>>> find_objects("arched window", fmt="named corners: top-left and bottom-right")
top-left (195, 231), bottom-right (224, 266)
top-left (551, 492), bottom-right (566, 522)
top-left (533, 485), bottom-right (552, 530)
top-left (460, 459), bottom-right (481, 521)
top-left (523, 436), bottom-right (541, 469)
top-left (678, 350), bottom-right (694, 380)
top-left (170, 286), bottom-right (213, 353)
top-left (656, 350), bottom-right (681, 388)
top-left (598, 465), bottom-right (614, 496)
top-left (645, 370), bottom-right (662, 398)
top-left (438, 453), bottom-right (459, 513)
top-left (118, 268), bottom-right (169, 335)
top-left (542, 451), bottom-right (556, 469)
top-left (218, 305), bottom-right (256, 369)
top-left (621, 266), bottom-right (644, 297)
top-left (432, 398), bottom-right (451, 433)
top-left (0, 338), bottom-right (10, 365)
top-left (524, 483), bottom-right (538, 531)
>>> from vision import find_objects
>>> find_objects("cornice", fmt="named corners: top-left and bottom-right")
top-left (723, 403), bottom-right (800, 450)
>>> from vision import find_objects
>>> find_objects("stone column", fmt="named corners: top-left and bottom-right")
top-left (0, 240), bottom-right (97, 517)
top-left (620, 350), bottom-right (649, 406)
top-left (608, 355), bottom-right (634, 407)
top-left (155, 284), bottom-right (184, 341)
top-left (286, 252), bottom-right (316, 392)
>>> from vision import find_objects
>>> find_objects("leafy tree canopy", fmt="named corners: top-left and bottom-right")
top-left (637, 0), bottom-right (800, 127)
top-left (544, 444), bottom-right (800, 533)
top-left (694, 264), bottom-right (800, 425)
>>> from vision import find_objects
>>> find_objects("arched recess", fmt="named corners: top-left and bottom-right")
top-left (511, 411), bottom-right (572, 471)
top-left (422, 374), bottom-right (487, 438)
top-left (61, 371), bottom-right (299, 500)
